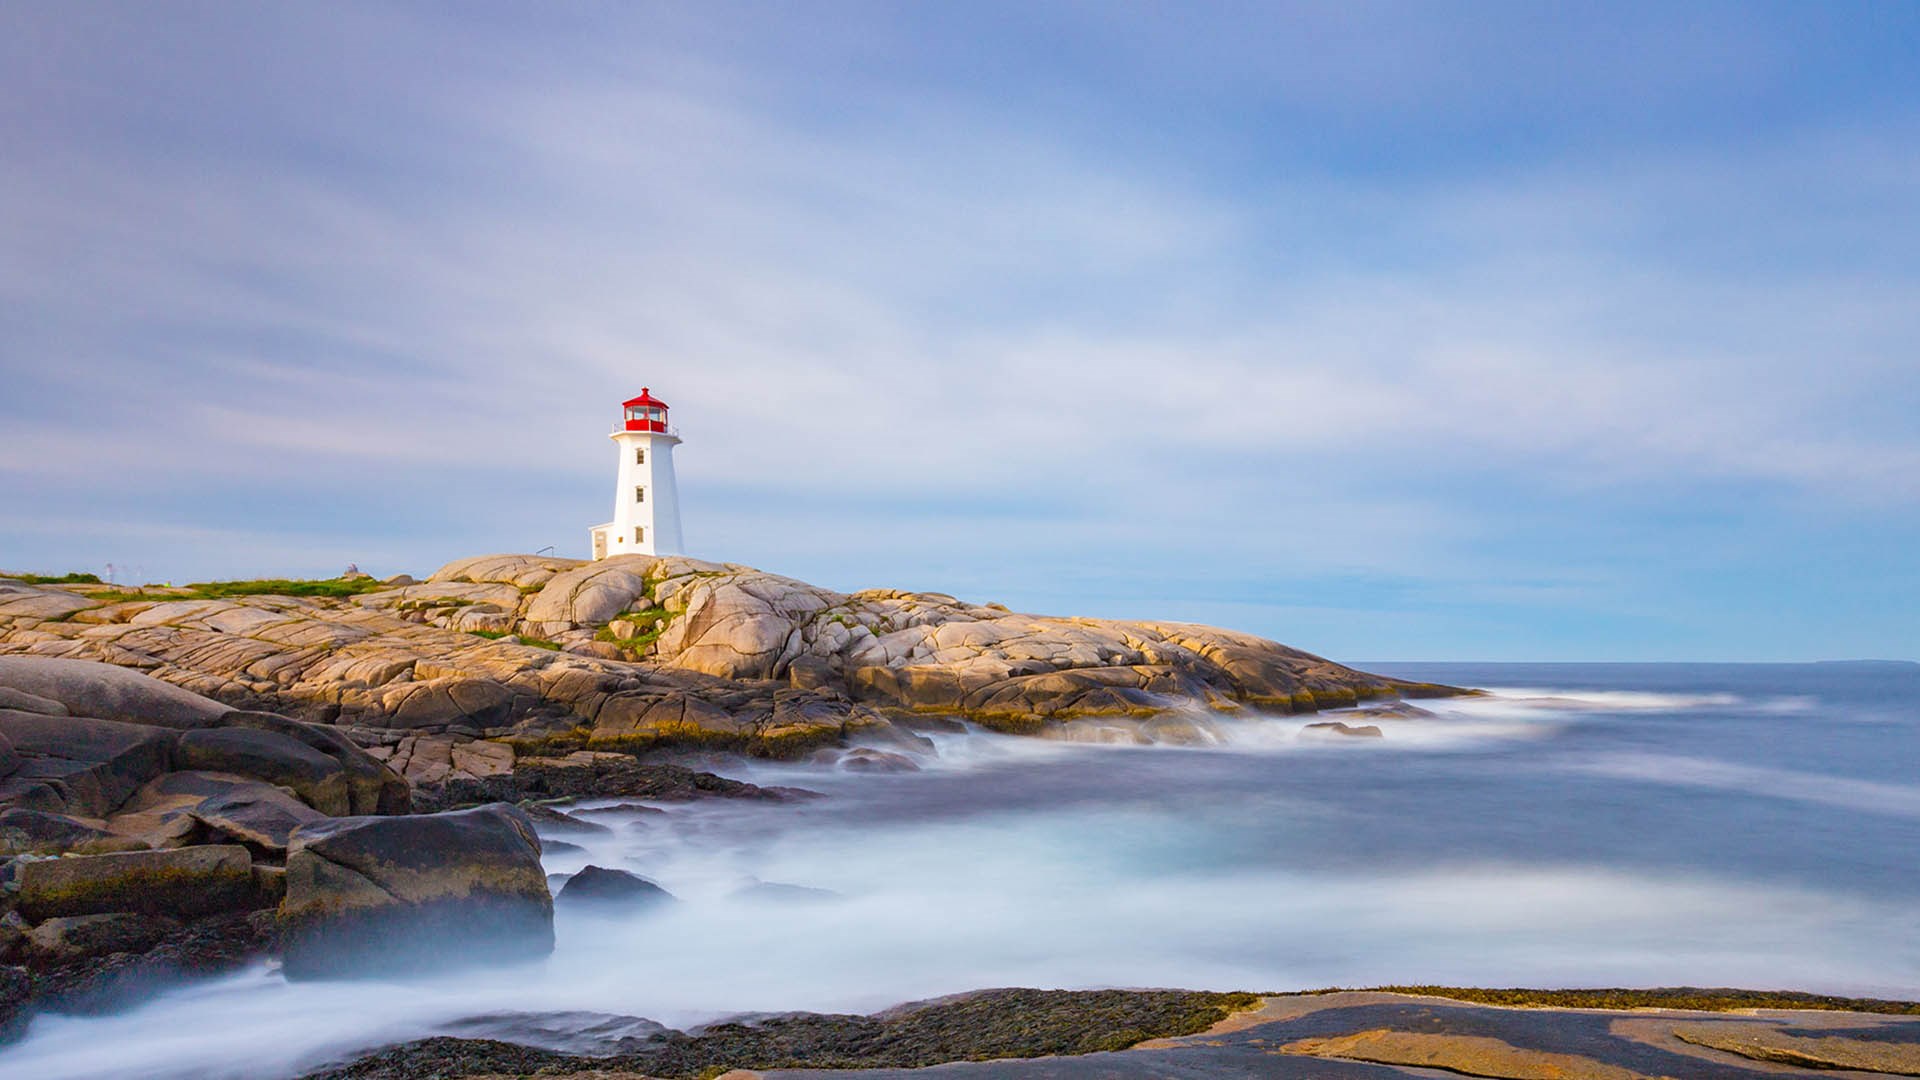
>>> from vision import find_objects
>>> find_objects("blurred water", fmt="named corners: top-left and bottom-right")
top-left (4, 661), bottom-right (1917, 1079)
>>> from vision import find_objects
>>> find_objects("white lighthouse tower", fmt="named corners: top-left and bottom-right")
top-left (589, 388), bottom-right (684, 559)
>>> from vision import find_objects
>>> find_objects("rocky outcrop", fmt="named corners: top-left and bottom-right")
top-left (0, 559), bottom-right (1463, 789)
top-left (0, 660), bottom-right (407, 830)
top-left (554, 864), bottom-right (673, 908)
top-left (280, 803), bottom-right (553, 978)
top-left (0, 657), bottom-right (412, 1031)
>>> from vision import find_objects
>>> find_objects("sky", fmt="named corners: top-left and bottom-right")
top-left (2, 1), bottom-right (1917, 662)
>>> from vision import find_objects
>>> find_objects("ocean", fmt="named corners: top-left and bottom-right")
top-left (6, 661), bottom-right (1916, 1078)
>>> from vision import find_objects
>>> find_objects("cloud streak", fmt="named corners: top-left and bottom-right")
top-left (2, 2), bottom-right (1916, 659)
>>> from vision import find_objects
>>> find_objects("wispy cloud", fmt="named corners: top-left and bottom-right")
top-left (1, 3), bottom-right (1916, 658)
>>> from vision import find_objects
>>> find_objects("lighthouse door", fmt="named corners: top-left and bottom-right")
top-left (592, 530), bottom-right (607, 560)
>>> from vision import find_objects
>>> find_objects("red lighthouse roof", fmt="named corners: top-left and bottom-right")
top-left (620, 388), bottom-right (672, 434)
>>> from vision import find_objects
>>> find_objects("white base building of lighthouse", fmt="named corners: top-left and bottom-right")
top-left (589, 388), bottom-right (684, 559)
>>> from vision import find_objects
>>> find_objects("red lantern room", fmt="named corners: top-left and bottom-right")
top-left (621, 388), bottom-right (670, 433)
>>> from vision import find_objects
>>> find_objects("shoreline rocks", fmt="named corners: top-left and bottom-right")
top-left (280, 803), bottom-right (554, 979)
top-left (0, 557), bottom-right (1469, 795)
top-left (8, 844), bottom-right (257, 921)
top-left (0, 658), bottom-right (418, 1033)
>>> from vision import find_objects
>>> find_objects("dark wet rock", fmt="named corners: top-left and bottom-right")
top-left (418, 752), bottom-right (818, 812)
top-left (435, 1009), bottom-right (671, 1054)
top-left (0, 657), bottom-right (230, 730)
top-left (188, 783), bottom-right (328, 852)
top-left (1350, 701), bottom-right (1437, 720)
top-left (0, 808), bottom-right (117, 855)
top-left (570, 801), bottom-right (667, 819)
top-left (175, 727), bottom-right (353, 815)
top-left (538, 838), bottom-right (586, 857)
top-left (0, 730), bottom-right (16, 777)
top-left (1302, 721), bottom-right (1384, 739)
top-left (0, 964), bottom-right (28, 1035)
top-left (838, 748), bottom-right (921, 773)
top-left (24, 908), bottom-right (279, 1017)
top-left (300, 988), bottom-right (1263, 1079)
top-left (0, 912), bottom-right (27, 960)
top-left (0, 711), bottom-right (175, 817)
top-left (9, 844), bottom-right (256, 920)
top-left (23, 912), bottom-right (177, 962)
top-left (507, 753), bottom-right (806, 803)
top-left (304, 1037), bottom-right (575, 1080)
top-left (517, 803), bottom-right (613, 836)
top-left (734, 881), bottom-right (838, 903)
top-left (221, 711), bottom-right (410, 815)
top-left (555, 865), bottom-right (673, 908)
top-left (281, 803), bottom-right (553, 978)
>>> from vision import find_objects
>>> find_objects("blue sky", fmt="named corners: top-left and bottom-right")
top-left (2, 2), bottom-right (1917, 661)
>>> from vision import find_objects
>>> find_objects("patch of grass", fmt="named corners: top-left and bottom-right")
top-left (594, 604), bottom-right (678, 653)
top-left (466, 629), bottom-right (561, 650)
top-left (1309, 986), bottom-right (1920, 1016)
top-left (398, 597), bottom-right (474, 612)
top-left (187, 577), bottom-right (391, 599)
top-left (83, 590), bottom-right (174, 604)
top-left (2, 571), bottom-right (103, 585)
top-left (74, 577), bottom-right (392, 604)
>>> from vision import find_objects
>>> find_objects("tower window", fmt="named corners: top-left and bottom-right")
top-left (634, 448), bottom-right (645, 465)
top-left (634, 486), bottom-right (645, 503)
top-left (634, 527), bottom-right (645, 544)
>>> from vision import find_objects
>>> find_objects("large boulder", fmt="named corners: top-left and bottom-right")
top-left (0, 657), bottom-right (229, 729)
top-left (554, 865), bottom-right (673, 908)
top-left (0, 711), bottom-right (175, 817)
top-left (222, 711), bottom-right (409, 815)
top-left (8, 845), bottom-right (256, 920)
top-left (280, 803), bottom-right (553, 978)
top-left (522, 557), bottom-right (656, 635)
top-left (174, 727), bottom-right (352, 815)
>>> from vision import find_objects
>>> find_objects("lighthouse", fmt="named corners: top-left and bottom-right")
top-left (589, 388), bottom-right (684, 559)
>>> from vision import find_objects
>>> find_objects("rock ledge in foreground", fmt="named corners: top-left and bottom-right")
top-left (280, 803), bottom-right (553, 979)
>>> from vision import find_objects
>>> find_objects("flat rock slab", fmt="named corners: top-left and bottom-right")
top-left (756, 994), bottom-right (1920, 1079)
top-left (8, 844), bottom-right (255, 920)
top-left (24, 912), bottom-right (178, 962)
top-left (189, 783), bottom-right (329, 851)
